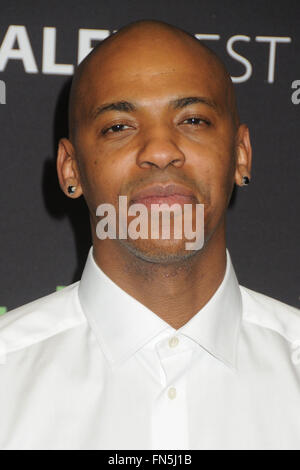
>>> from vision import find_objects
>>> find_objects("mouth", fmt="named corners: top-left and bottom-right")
top-left (130, 183), bottom-right (198, 209)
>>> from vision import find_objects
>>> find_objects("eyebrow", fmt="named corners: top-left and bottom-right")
top-left (92, 101), bottom-right (135, 119)
top-left (171, 96), bottom-right (218, 111)
top-left (90, 96), bottom-right (219, 120)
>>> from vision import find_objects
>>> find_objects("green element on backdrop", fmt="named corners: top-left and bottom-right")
top-left (56, 286), bottom-right (66, 291)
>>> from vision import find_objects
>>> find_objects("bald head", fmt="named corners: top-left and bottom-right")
top-left (68, 19), bottom-right (239, 142)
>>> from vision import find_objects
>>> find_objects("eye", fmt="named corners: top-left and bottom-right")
top-left (181, 117), bottom-right (211, 126)
top-left (101, 123), bottom-right (132, 135)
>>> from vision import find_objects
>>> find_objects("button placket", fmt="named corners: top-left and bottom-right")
top-left (151, 354), bottom-right (190, 449)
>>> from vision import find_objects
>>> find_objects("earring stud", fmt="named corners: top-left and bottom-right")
top-left (242, 176), bottom-right (250, 186)
top-left (67, 185), bottom-right (76, 194)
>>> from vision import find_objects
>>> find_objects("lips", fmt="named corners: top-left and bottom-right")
top-left (130, 183), bottom-right (198, 207)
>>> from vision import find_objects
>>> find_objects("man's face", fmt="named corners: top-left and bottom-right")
top-left (71, 33), bottom-right (237, 262)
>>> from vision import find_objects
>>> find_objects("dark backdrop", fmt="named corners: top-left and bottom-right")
top-left (0, 0), bottom-right (299, 314)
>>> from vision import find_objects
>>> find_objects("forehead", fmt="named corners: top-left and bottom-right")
top-left (78, 35), bottom-right (229, 116)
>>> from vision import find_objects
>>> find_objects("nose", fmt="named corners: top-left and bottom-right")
top-left (136, 126), bottom-right (185, 170)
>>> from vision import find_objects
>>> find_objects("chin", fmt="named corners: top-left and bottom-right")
top-left (118, 237), bottom-right (201, 264)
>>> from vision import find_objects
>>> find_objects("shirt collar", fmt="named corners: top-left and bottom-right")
top-left (78, 246), bottom-right (242, 370)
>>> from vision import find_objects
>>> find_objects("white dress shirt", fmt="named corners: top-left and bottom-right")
top-left (0, 246), bottom-right (300, 450)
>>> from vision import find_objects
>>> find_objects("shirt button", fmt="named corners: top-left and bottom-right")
top-left (168, 387), bottom-right (177, 400)
top-left (168, 336), bottom-right (179, 348)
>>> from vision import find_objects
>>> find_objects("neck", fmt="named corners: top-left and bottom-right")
top-left (91, 223), bottom-right (227, 330)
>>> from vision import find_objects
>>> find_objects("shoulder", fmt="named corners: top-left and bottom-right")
top-left (240, 284), bottom-right (300, 343)
top-left (0, 282), bottom-right (86, 358)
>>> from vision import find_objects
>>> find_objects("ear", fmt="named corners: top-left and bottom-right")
top-left (56, 138), bottom-right (83, 198)
top-left (234, 124), bottom-right (252, 186)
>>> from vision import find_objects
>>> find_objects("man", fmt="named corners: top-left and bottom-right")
top-left (0, 19), bottom-right (299, 451)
